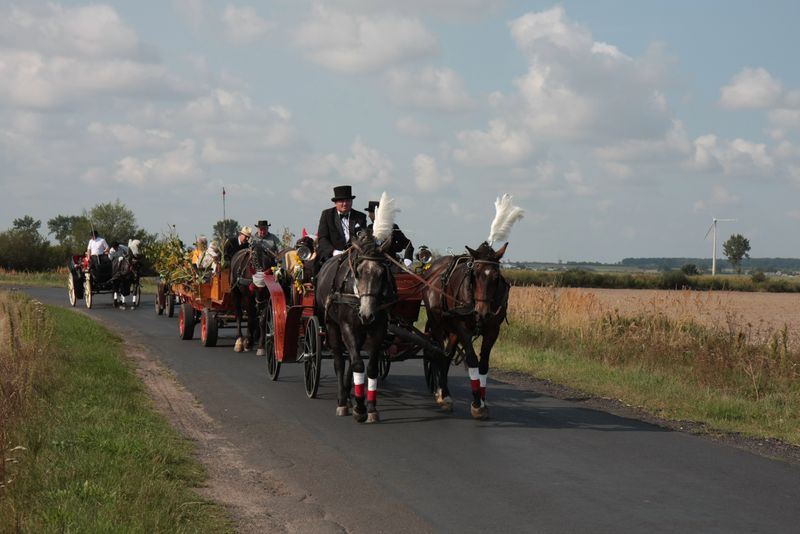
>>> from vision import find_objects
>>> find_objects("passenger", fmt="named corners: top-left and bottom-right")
top-left (109, 240), bottom-right (129, 262)
top-left (86, 230), bottom-right (110, 273)
top-left (316, 185), bottom-right (367, 264)
top-left (250, 220), bottom-right (281, 257)
top-left (191, 235), bottom-right (208, 266)
top-left (199, 240), bottom-right (221, 273)
top-left (223, 226), bottom-right (252, 263)
top-left (365, 200), bottom-right (414, 267)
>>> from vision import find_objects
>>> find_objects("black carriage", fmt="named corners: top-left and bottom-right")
top-left (67, 253), bottom-right (141, 309)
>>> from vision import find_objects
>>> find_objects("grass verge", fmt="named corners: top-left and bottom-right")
top-left (0, 291), bottom-right (232, 532)
top-left (491, 287), bottom-right (800, 445)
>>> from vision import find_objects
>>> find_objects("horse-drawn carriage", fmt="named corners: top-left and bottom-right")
top-left (67, 251), bottom-right (141, 309)
top-left (170, 268), bottom-right (239, 347)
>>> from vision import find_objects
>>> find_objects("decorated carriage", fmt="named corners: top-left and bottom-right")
top-left (67, 250), bottom-right (141, 309)
top-left (170, 267), bottom-right (239, 347)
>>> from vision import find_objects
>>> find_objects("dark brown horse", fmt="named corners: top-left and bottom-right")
top-left (314, 231), bottom-right (394, 423)
top-left (230, 245), bottom-right (277, 354)
top-left (421, 242), bottom-right (510, 419)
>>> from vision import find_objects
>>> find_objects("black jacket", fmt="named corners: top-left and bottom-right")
top-left (223, 237), bottom-right (248, 263)
top-left (368, 223), bottom-right (413, 261)
top-left (316, 207), bottom-right (368, 261)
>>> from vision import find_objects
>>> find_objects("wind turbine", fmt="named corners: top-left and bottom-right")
top-left (704, 217), bottom-right (736, 276)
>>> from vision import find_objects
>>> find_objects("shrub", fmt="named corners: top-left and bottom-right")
top-left (660, 270), bottom-right (689, 289)
top-left (681, 263), bottom-right (700, 276)
top-left (751, 270), bottom-right (767, 283)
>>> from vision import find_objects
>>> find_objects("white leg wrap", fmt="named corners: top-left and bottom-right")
top-left (368, 377), bottom-right (378, 391)
top-left (468, 367), bottom-right (480, 381)
top-left (479, 373), bottom-right (488, 387)
top-left (353, 372), bottom-right (366, 385)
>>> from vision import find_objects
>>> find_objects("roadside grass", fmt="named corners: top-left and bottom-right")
top-left (0, 292), bottom-right (232, 532)
top-left (0, 268), bottom-right (157, 294)
top-left (490, 287), bottom-right (800, 445)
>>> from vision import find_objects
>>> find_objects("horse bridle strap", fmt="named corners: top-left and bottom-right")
top-left (382, 253), bottom-right (471, 308)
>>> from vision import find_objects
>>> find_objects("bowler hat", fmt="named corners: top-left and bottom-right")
top-left (331, 185), bottom-right (356, 201)
top-left (256, 220), bottom-right (270, 228)
top-left (365, 200), bottom-right (379, 213)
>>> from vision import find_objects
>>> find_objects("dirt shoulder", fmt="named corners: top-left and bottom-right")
top-left (493, 368), bottom-right (800, 466)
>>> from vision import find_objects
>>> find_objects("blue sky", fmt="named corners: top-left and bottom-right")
top-left (2, 0), bottom-right (799, 262)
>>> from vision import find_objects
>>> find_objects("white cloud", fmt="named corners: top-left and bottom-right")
top-left (81, 140), bottom-right (203, 187)
top-left (87, 122), bottom-right (175, 151)
top-left (787, 209), bottom-right (800, 221)
top-left (300, 137), bottom-right (394, 187)
top-left (294, 5), bottom-right (437, 73)
top-left (386, 67), bottom-right (474, 110)
top-left (719, 68), bottom-right (783, 109)
top-left (0, 4), bottom-right (186, 109)
top-left (413, 154), bottom-right (454, 192)
top-left (453, 120), bottom-right (532, 167)
top-left (395, 116), bottom-right (432, 138)
top-left (174, 0), bottom-right (207, 29)
top-left (337, 0), bottom-right (504, 17)
top-left (710, 185), bottom-right (740, 205)
top-left (221, 5), bottom-right (272, 45)
top-left (691, 134), bottom-right (774, 175)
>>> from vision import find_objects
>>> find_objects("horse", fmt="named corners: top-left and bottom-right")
top-left (421, 241), bottom-right (511, 420)
top-left (314, 230), bottom-right (394, 423)
top-left (230, 244), bottom-right (277, 355)
top-left (110, 250), bottom-right (140, 308)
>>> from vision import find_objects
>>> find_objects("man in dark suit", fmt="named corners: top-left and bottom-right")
top-left (365, 200), bottom-right (414, 267)
top-left (316, 185), bottom-right (368, 263)
top-left (223, 225), bottom-right (252, 263)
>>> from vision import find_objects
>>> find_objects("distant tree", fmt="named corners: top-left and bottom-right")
top-left (47, 214), bottom-right (90, 249)
top-left (213, 219), bottom-right (239, 244)
top-left (723, 234), bottom-right (751, 273)
top-left (0, 215), bottom-right (54, 270)
top-left (12, 216), bottom-right (42, 235)
top-left (84, 200), bottom-right (139, 245)
top-left (680, 263), bottom-right (700, 276)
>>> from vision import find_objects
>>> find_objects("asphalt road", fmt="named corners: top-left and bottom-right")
top-left (24, 286), bottom-right (800, 533)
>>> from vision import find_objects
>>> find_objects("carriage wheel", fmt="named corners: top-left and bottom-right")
top-left (67, 274), bottom-right (77, 307)
top-left (378, 351), bottom-right (391, 381)
top-left (166, 293), bottom-right (175, 317)
top-left (84, 274), bottom-right (93, 309)
top-left (132, 279), bottom-right (141, 309)
top-left (303, 316), bottom-right (322, 398)
top-left (264, 305), bottom-right (280, 380)
top-left (179, 302), bottom-right (195, 340)
top-left (423, 357), bottom-right (440, 394)
top-left (154, 291), bottom-right (163, 315)
top-left (201, 309), bottom-right (218, 347)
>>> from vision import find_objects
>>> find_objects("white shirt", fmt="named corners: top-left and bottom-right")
top-left (87, 237), bottom-right (109, 256)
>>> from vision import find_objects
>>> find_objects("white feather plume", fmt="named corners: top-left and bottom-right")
top-left (487, 194), bottom-right (524, 247)
top-left (373, 191), bottom-right (399, 242)
top-left (127, 239), bottom-right (141, 256)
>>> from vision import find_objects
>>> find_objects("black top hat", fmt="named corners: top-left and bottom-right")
top-left (256, 220), bottom-right (270, 228)
top-left (365, 200), bottom-right (379, 212)
top-left (331, 185), bottom-right (356, 201)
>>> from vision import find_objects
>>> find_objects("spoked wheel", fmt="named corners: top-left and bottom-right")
top-left (303, 316), bottom-right (322, 398)
top-left (67, 274), bottom-right (77, 307)
top-left (155, 284), bottom-right (165, 315)
top-left (200, 308), bottom-right (218, 347)
top-left (423, 357), bottom-right (440, 394)
top-left (84, 274), bottom-right (93, 309)
top-left (166, 293), bottom-right (175, 317)
top-left (378, 351), bottom-right (391, 380)
top-left (179, 302), bottom-right (195, 340)
top-left (265, 305), bottom-right (280, 381)
top-left (132, 279), bottom-right (141, 309)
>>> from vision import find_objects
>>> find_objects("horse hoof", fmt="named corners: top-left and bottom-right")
top-left (367, 412), bottom-right (380, 423)
top-left (470, 404), bottom-right (489, 420)
top-left (440, 401), bottom-right (454, 413)
top-left (336, 406), bottom-right (349, 417)
top-left (256, 348), bottom-right (265, 357)
top-left (234, 339), bottom-right (243, 353)
top-left (353, 408), bottom-right (367, 423)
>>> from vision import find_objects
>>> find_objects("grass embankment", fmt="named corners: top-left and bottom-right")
top-left (0, 291), bottom-right (231, 532)
top-left (503, 268), bottom-right (800, 293)
top-left (492, 287), bottom-right (800, 445)
top-left (0, 268), bottom-right (157, 294)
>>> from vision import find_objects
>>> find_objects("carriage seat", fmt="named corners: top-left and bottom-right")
top-left (90, 254), bottom-right (113, 282)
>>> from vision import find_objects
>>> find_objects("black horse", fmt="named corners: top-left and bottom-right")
top-left (230, 245), bottom-right (277, 355)
top-left (421, 242), bottom-right (510, 420)
top-left (314, 231), bottom-right (394, 423)
top-left (110, 252), bottom-right (140, 308)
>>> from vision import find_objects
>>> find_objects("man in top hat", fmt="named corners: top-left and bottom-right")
top-left (365, 200), bottom-right (414, 267)
top-left (224, 225), bottom-right (252, 262)
top-left (316, 185), bottom-right (368, 263)
top-left (251, 220), bottom-right (281, 257)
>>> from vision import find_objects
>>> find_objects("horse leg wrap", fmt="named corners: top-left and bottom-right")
top-left (353, 371), bottom-right (366, 400)
top-left (479, 373), bottom-right (488, 403)
top-left (469, 367), bottom-right (482, 406)
top-left (367, 377), bottom-right (378, 406)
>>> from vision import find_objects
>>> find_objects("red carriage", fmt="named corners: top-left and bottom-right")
top-left (170, 268), bottom-right (239, 347)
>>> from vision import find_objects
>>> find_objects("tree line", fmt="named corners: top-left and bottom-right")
top-left (0, 201), bottom-right (154, 271)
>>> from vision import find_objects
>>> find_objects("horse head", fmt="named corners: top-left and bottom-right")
top-left (349, 230), bottom-right (393, 325)
top-left (464, 241), bottom-right (507, 323)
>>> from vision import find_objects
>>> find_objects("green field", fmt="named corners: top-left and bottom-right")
top-left (0, 292), bottom-right (232, 532)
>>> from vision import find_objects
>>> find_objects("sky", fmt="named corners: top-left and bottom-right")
top-left (2, 0), bottom-right (800, 262)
